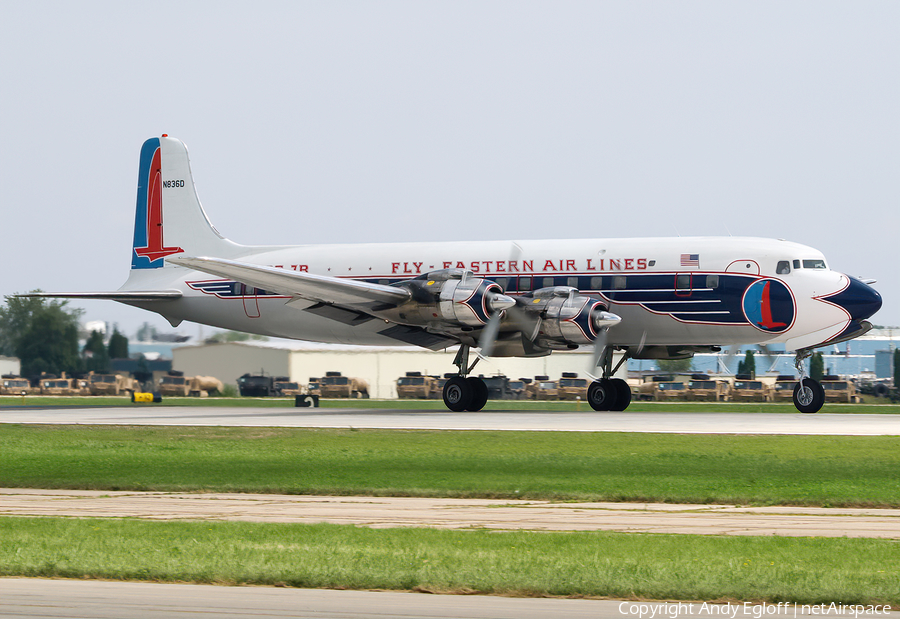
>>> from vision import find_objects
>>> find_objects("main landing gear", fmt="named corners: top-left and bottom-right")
top-left (586, 346), bottom-right (631, 411)
top-left (792, 349), bottom-right (825, 414)
top-left (442, 344), bottom-right (489, 412)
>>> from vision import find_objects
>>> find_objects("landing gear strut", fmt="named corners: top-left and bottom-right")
top-left (587, 347), bottom-right (631, 411)
top-left (792, 348), bottom-right (824, 414)
top-left (442, 345), bottom-right (489, 412)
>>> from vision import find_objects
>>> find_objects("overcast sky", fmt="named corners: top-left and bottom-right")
top-left (1, 1), bottom-right (897, 338)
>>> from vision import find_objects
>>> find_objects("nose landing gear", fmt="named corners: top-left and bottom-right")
top-left (792, 349), bottom-right (824, 414)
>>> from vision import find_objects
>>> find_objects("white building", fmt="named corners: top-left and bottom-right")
top-left (173, 340), bottom-right (624, 399)
top-left (0, 356), bottom-right (21, 377)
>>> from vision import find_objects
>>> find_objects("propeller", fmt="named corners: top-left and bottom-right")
top-left (588, 310), bottom-right (621, 377)
top-left (477, 291), bottom-right (516, 358)
top-left (476, 241), bottom-right (526, 359)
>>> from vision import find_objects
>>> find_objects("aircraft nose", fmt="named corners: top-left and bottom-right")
top-left (830, 275), bottom-right (883, 322)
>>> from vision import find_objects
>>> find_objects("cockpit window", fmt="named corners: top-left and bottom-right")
top-left (776, 261), bottom-right (791, 275)
top-left (803, 259), bottom-right (827, 270)
top-left (793, 259), bottom-right (801, 269)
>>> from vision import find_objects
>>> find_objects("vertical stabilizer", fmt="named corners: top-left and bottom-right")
top-left (131, 135), bottom-right (241, 270)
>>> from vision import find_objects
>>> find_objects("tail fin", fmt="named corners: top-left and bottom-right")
top-left (131, 135), bottom-right (242, 270)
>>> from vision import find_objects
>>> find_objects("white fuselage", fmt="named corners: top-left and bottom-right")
top-left (128, 236), bottom-right (857, 353)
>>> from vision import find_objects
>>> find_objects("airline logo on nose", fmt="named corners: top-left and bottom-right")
top-left (132, 139), bottom-right (183, 269)
top-left (742, 279), bottom-right (794, 333)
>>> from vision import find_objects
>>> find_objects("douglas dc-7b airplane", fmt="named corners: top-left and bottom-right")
top-left (26, 135), bottom-right (882, 413)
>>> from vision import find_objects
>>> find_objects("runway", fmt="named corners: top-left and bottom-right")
top-left (4, 488), bottom-right (900, 538)
top-left (2, 579), bottom-right (898, 619)
top-left (1, 405), bottom-right (899, 435)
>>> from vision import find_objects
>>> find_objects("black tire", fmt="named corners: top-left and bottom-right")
top-left (587, 378), bottom-right (618, 411)
top-left (610, 378), bottom-right (632, 411)
top-left (793, 378), bottom-right (825, 414)
top-left (443, 376), bottom-right (472, 412)
top-left (466, 377), bottom-right (489, 412)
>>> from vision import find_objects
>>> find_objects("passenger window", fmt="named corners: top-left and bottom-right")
top-left (494, 277), bottom-right (508, 291)
top-left (793, 260), bottom-right (801, 269)
top-left (590, 276), bottom-right (603, 289)
top-left (776, 261), bottom-right (791, 275)
top-left (675, 274), bottom-right (692, 296)
top-left (706, 275), bottom-right (719, 289)
top-left (518, 276), bottom-right (532, 292)
top-left (614, 276), bottom-right (626, 290)
top-left (567, 276), bottom-right (579, 288)
top-left (541, 277), bottom-right (555, 289)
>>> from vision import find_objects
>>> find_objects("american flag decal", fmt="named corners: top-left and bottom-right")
top-left (681, 253), bottom-right (700, 267)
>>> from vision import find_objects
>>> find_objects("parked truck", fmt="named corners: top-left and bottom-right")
top-left (39, 373), bottom-right (84, 396)
top-left (820, 375), bottom-right (859, 403)
top-left (237, 373), bottom-right (276, 397)
top-left (159, 372), bottom-right (224, 397)
top-left (525, 376), bottom-right (558, 400)
top-left (1, 375), bottom-right (37, 395)
top-left (396, 372), bottom-right (440, 399)
top-left (273, 377), bottom-right (305, 397)
top-left (557, 372), bottom-right (589, 401)
top-left (685, 374), bottom-right (730, 402)
top-left (730, 375), bottom-right (772, 402)
top-left (320, 372), bottom-right (369, 398)
top-left (88, 373), bottom-right (139, 396)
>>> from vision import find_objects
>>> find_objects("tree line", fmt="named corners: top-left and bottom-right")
top-left (0, 294), bottom-right (128, 380)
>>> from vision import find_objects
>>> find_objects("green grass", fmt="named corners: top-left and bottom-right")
top-left (2, 425), bottom-right (898, 506)
top-left (0, 517), bottom-right (897, 603)
top-left (3, 395), bottom-right (900, 413)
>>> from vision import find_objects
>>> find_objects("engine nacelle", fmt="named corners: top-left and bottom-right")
top-left (526, 287), bottom-right (620, 348)
top-left (377, 269), bottom-right (515, 329)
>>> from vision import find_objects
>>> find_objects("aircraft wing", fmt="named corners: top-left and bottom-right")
top-left (169, 256), bottom-right (411, 307)
top-left (16, 291), bottom-right (183, 301)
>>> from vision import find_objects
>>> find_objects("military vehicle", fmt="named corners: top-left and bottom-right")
top-left (506, 379), bottom-right (527, 400)
top-left (39, 374), bottom-right (82, 396)
top-left (636, 375), bottom-right (676, 401)
top-left (820, 375), bottom-right (859, 403)
top-left (320, 372), bottom-right (369, 398)
top-left (273, 377), bottom-right (304, 397)
top-left (88, 373), bottom-right (139, 396)
top-left (685, 374), bottom-right (730, 402)
top-left (307, 378), bottom-right (322, 397)
top-left (730, 375), bottom-right (772, 402)
top-left (396, 372), bottom-right (439, 399)
top-left (1, 375), bottom-right (37, 395)
top-left (557, 372), bottom-right (589, 401)
top-left (480, 375), bottom-right (511, 400)
top-left (772, 375), bottom-right (798, 402)
top-left (525, 376), bottom-right (558, 400)
top-left (159, 372), bottom-right (223, 397)
top-left (653, 380), bottom-right (688, 402)
top-left (237, 373), bottom-right (276, 397)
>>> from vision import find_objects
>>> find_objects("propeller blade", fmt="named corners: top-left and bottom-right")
top-left (507, 304), bottom-right (542, 342)
top-left (477, 311), bottom-right (503, 359)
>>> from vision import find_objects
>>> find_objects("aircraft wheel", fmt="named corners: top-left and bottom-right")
top-left (466, 377), bottom-right (489, 412)
top-left (793, 378), bottom-right (825, 414)
top-left (610, 378), bottom-right (632, 411)
top-left (443, 376), bottom-right (472, 412)
top-left (587, 379), bottom-right (618, 411)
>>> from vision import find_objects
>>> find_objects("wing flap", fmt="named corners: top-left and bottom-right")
top-left (169, 256), bottom-right (410, 307)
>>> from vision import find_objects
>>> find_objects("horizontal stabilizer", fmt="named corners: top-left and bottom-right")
top-left (16, 291), bottom-right (183, 301)
top-left (169, 256), bottom-right (411, 307)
